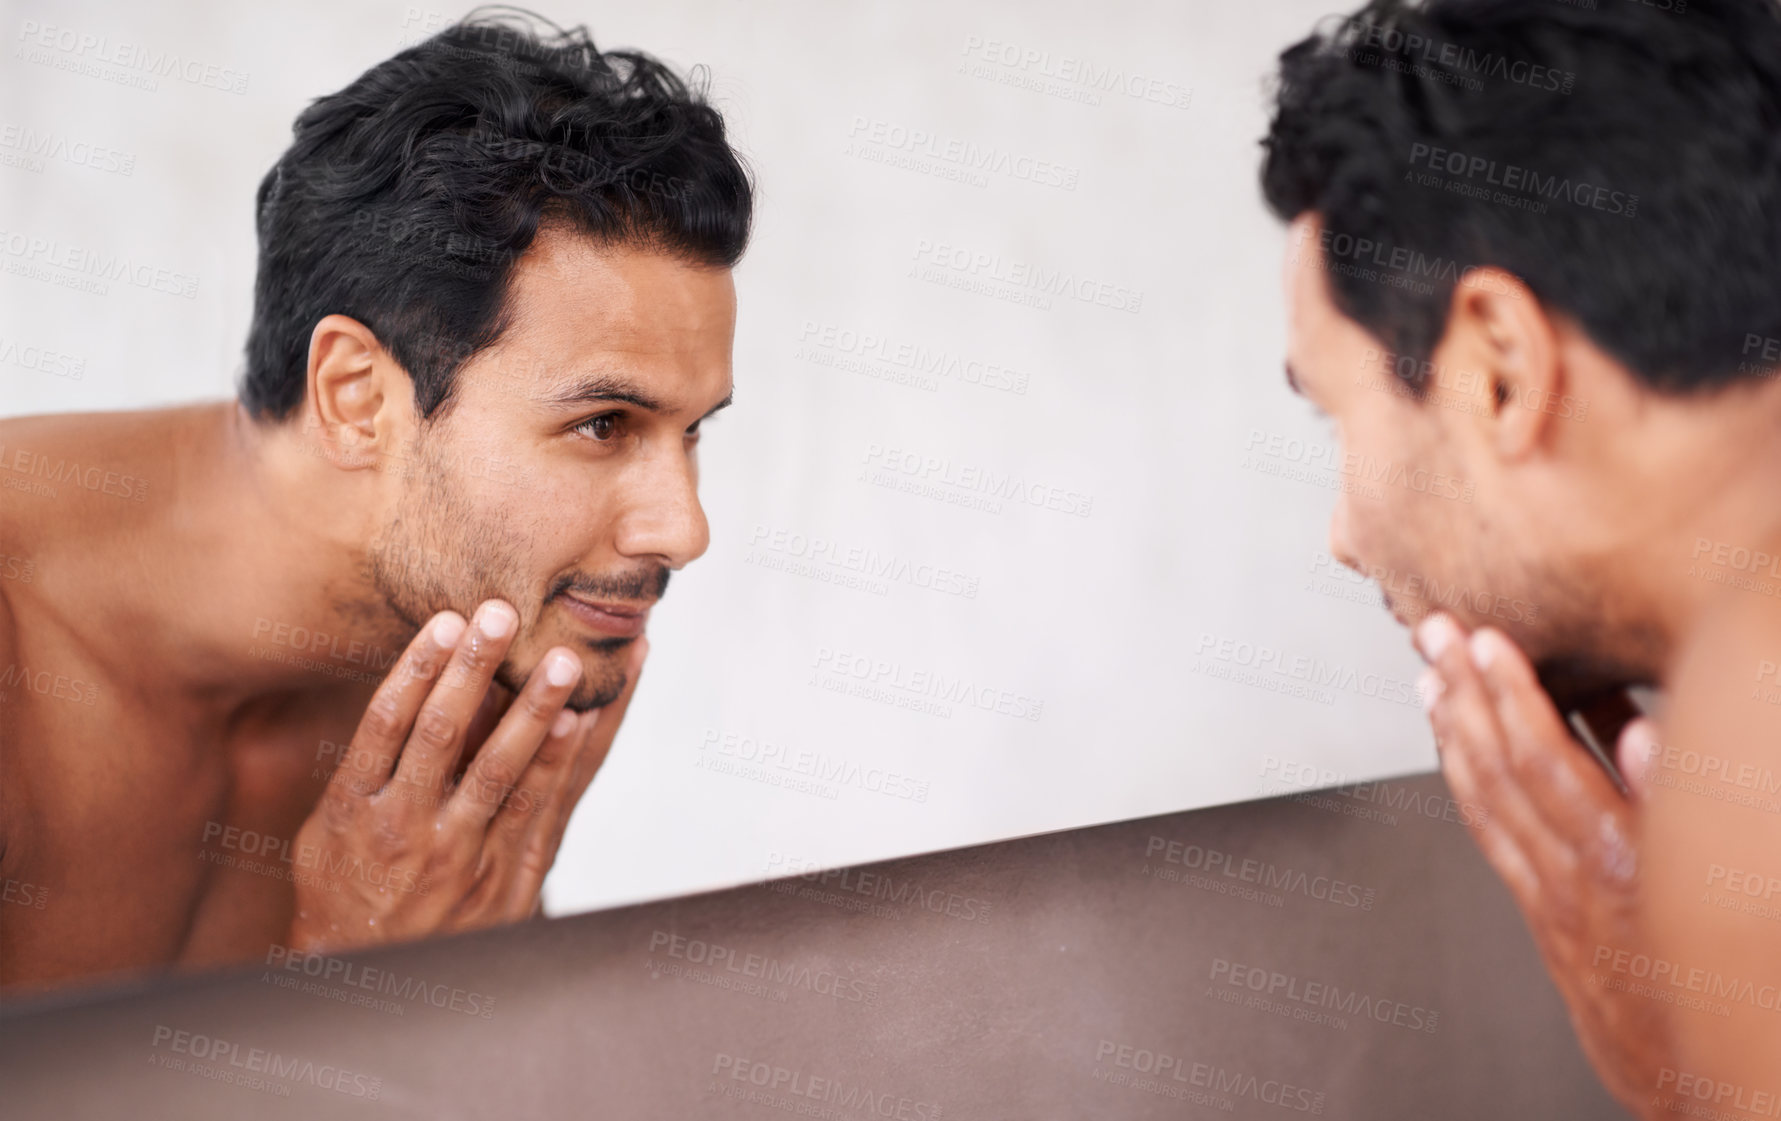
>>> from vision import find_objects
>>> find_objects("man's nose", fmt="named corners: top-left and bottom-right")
top-left (613, 447), bottom-right (710, 569)
top-left (1328, 495), bottom-right (1363, 574)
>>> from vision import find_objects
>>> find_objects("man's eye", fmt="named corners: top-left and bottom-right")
top-left (575, 413), bottom-right (622, 441)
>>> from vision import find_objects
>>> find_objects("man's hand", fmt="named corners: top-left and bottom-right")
top-left (287, 600), bottom-right (644, 953)
top-left (1413, 612), bottom-right (1673, 1118)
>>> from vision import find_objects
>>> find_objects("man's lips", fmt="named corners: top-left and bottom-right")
top-left (558, 593), bottom-right (652, 639)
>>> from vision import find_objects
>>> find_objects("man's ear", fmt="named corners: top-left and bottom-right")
top-left (1442, 268), bottom-right (1565, 461)
top-left (303, 314), bottom-right (403, 469)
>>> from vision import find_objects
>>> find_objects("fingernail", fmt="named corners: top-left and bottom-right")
top-left (545, 651), bottom-right (579, 687)
top-left (432, 613), bottom-right (466, 647)
top-left (1619, 717), bottom-right (1659, 759)
top-left (1416, 614), bottom-right (1458, 661)
top-left (1418, 668), bottom-right (1445, 711)
top-left (477, 601), bottom-right (516, 638)
top-left (551, 709), bottom-right (576, 737)
top-left (1616, 717), bottom-right (1660, 796)
top-left (1469, 629), bottom-right (1501, 671)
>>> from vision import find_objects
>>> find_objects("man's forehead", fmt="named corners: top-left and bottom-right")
top-left (508, 228), bottom-right (736, 338)
top-left (468, 232), bottom-right (735, 410)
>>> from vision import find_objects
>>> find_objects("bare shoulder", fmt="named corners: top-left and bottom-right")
top-left (0, 403), bottom-right (187, 777)
top-left (0, 408), bottom-right (171, 511)
top-left (0, 404), bottom-right (202, 629)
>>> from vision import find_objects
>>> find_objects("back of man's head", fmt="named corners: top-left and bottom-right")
top-left (1262, 0), bottom-right (1781, 395)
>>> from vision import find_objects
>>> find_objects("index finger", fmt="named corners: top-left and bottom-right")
top-left (329, 611), bottom-right (467, 797)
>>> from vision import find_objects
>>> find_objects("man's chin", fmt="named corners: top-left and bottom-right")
top-left (494, 655), bottom-right (629, 713)
top-left (565, 676), bottom-right (627, 712)
top-left (562, 651), bottom-right (632, 711)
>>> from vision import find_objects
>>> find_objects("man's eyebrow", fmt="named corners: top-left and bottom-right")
top-left (543, 372), bottom-right (733, 422)
top-left (543, 373), bottom-right (665, 412)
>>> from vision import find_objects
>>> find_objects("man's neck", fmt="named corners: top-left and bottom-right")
top-left (114, 401), bottom-right (408, 717)
top-left (1626, 379), bottom-right (1781, 687)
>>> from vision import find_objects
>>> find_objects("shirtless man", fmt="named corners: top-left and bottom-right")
top-left (1261, 0), bottom-right (1780, 1111)
top-left (0, 16), bottom-right (751, 990)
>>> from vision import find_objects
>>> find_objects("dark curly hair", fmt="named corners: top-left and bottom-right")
top-left (1261, 0), bottom-right (1781, 395)
top-left (240, 7), bottom-right (753, 421)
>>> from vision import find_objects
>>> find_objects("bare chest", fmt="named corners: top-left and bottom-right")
top-left (1, 677), bottom-right (363, 985)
